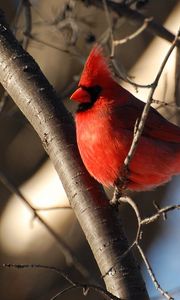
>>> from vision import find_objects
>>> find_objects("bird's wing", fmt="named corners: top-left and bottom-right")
top-left (115, 96), bottom-right (180, 143)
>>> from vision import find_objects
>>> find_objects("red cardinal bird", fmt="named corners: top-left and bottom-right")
top-left (70, 46), bottom-right (180, 191)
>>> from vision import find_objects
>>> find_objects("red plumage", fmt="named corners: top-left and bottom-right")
top-left (70, 46), bottom-right (180, 191)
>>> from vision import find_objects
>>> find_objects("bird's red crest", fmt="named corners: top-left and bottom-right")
top-left (79, 45), bottom-right (113, 88)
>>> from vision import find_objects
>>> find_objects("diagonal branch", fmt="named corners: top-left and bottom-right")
top-left (123, 28), bottom-right (180, 171)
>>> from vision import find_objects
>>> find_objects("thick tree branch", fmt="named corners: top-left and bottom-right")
top-left (0, 11), bottom-right (149, 299)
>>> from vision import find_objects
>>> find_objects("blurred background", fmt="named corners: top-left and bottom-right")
top-left (0, 0), bottom-right (180, 299)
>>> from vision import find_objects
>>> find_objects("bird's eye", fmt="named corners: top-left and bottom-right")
top-left (80, 85), bottom-right (102, 103)
top-left (88, 85), bottom-right (102, 102)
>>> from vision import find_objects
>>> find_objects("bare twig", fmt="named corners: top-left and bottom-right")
top-left (102, 0), bottom-right (149, 60)
top-left (50, 284), bottom-right (120, 300)
top-left (113, 17), bottom-right (153, 46)
top-left (12, 0), bottom-right (24, 34)
top-left (137, 244), bottom-right (174, 300)
top-left (102, 0), bottom-right (114, 56)
top-left (101, 0), bottom-right (177, 90)
top-left (2, 263), bottom-right (120, 300)
top-left (151, 287), bottom-right (180, 299)
top-left (105, 193), bottom-right (180, 299)
top-left (152, 99), bottom-right (180, 108)
top-left (99, 8), bottom-right (156, 89)
top-left (119, 197), bottom-right (175, 299)
top-left (175, 47), bottom-right (180, 106)
top-left (22, 0), bottom-right (32, 49)
top-left (119, 196), bottom-right (142, 243)
top-left (110, 190), bottom-right (180, 299)
top-left (35, 205), bottom-right (71, 211)
top-left (2, 263), bottom-right (74, 285)
top-left (141, 204), bottom-right (180, 225)
top-left (0, 171), bottom-right (90, 279)
top-left (119, 27), bottom-right (180, 189)
top-left (112, 58), bottom-right (155, 89)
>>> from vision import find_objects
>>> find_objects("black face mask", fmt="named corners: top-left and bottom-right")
top-left (77, 85), bottom-right (102, 112)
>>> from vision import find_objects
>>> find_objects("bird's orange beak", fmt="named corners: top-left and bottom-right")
top-left (70, 87), bottom-right (90, 103)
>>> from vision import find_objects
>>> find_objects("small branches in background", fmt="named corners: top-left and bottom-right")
top-left (119, 196), bottom-right (175, 300)
top-left (0, 170), bottom-right (90, 280)
top-left (1, 264), bottom-right (119, 300)
top-left (84, 0), bottom-right (179, 45)
top-left (104, 191), bottom-right (180, 300)
top-left (121, 28), bottom-right (180, 178)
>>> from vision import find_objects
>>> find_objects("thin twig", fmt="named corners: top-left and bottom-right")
top-left (113, 194), bottom-right (176, 299)
top-left (0, 171), bottom-right (90, 279)
top-left (120, 197), bottom-right (178, 299)
top-left (137, 244), bottom-right (174, 300)
top-left (50, 284), bottom-right (119, 300)
top-left (141, 204), bottom-right (180, 225)
top-left (22, 0), bottom-right (32, 49)
top-left (113, 17), bottom-right (153, 46)
top-left (35, 205), bottom-right (71, 211)
top-left (151, 286), bottom-right (180, 299)
top-left (103, 198), bottom-right (180, 299)
top-left (175, 46), bottom-right (180, 106)
top-left (152, 99), bottom-right (180, 108)
top-left (104, 196), bottom-right (142, 278)
top-left (2, 263), bottom-right (120, 300)
top-left (119, 196), bottom-right (143, 243)
top-left (121, 27), bottom-right (180, 182)
top-left (102, 0), bottom-right (114, 56)
top-left (12, 0), bottom-right (24, 34)
top-left (101, 1), bottom-right (178, 91)
top-left (112, 58), bottom-right (154, 89)
top-left (2, 263), bottom-right (74, 285)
